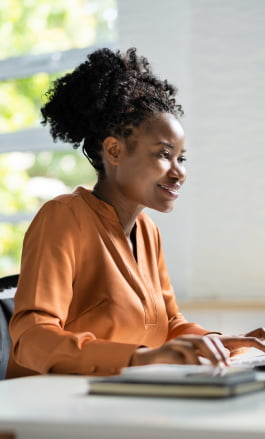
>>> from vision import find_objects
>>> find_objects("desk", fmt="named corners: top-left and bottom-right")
top-left (1, 374), bottom-right (265, 439)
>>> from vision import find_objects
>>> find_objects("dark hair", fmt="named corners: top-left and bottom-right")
top-left (41, 47), bottom-right (183, 176)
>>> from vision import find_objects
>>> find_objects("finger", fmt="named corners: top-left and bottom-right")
top-left (245, 328), bottom-right (265, 339)
top-left (188, 336), bottom-right (228, 366)
top-left (172, 336), bottom-right (225, 366)
top-left (208, 336), bottom-right (231, 365)
top-left (239, 337), bottom-right (265, 352)
top-left (221, 336), bottom-right (265, 353)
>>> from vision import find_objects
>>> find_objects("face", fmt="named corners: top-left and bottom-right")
top-left (115, 112), bottom-right (186, 213)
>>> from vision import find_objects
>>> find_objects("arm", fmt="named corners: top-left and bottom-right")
top-left (9, 200), bottom-right (138, 376)
top-left (217, 328), bottom-right (265, 357)
top-left (129, 335), bottom-right (229, 367)
top-left (157, 234), bottom-right (265, 357)
top-left (157, 241), bottom-right (265, 356)
top-left (128, 222), bottom-right (230, 368)
top-left (160, 252), bottom-right (265, 358)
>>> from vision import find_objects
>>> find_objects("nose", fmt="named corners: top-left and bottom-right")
top-left (168, 160), bottom-right (186, 183)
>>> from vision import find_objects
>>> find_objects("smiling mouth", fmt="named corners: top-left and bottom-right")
top-left (158, 184), bottom-right (180, 197)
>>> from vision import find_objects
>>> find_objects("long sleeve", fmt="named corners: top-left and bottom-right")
top-left (8, 199), bottom-right (138, 378)
top-left (7, 188), bottom-right (214, 380)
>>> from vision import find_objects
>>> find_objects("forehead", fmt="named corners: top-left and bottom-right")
top-left (136, 113), bottom-right (184, 142)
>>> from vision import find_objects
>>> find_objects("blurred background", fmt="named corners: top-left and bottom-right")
top-left (0, 0), bottom-right (115, 276)
top-left (1, 0), bottom-right (265, 332)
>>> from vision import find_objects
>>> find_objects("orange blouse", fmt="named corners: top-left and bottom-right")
top-left (7, 187), bottom-right (208, 378)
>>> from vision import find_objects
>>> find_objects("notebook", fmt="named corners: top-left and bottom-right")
top-left (88, 364), bottom-right (265, 399)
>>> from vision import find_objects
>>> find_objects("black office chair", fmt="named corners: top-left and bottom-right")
top-left (0, 274), bottom-right (19, 379)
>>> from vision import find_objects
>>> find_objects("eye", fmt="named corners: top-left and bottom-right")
top-left (178, 155), bottom-right (187, 164)
top-left (158, 150), bottom-right (170, 159)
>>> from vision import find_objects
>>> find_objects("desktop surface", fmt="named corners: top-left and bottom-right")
top-left (1, 374), bottom-right (265, 439)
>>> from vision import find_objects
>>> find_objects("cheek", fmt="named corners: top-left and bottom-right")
top-left (182, 166), bottom-right (187, 181)
top-left (118, 156), bottom-right (165, 186)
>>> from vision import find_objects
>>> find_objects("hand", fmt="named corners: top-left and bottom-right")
top-left (245, 327), bottom-right (265, 339)
top-left (130, 335), bottom-right (230, 367)
top-left (218, 328), bottom-right (265, 357)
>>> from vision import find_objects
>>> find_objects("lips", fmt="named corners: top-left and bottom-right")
top-left (158, 183), bottom-right (181, 197)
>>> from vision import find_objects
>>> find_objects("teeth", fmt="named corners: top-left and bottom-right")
top-left (159, 184), bottom-right (178, 192)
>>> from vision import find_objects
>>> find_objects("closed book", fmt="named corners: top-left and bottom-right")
top-left (88, 364), bottom-right (265, 398)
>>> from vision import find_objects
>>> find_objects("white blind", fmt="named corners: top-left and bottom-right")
top-left (117, 0), bottom-right (265, 300)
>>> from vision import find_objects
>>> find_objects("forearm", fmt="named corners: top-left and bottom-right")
top-left (11, 323), bottom-right (139, 376)
top-left (167, 314), bottom-right (210, 340)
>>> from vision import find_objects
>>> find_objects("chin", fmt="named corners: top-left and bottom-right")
top-left (152, 204), bottom-right (175, 214)
top-left (162, 207), bottom-right (174, 213)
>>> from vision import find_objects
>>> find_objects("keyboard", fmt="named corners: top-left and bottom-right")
top-left (231, 353), bottom-right (265, 370)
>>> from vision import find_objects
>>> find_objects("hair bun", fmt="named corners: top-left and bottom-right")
top-left (41, 47), bottom-right (182, 175)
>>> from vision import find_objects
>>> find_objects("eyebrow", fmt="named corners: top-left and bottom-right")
top-left (156, 141), bottom-right (187, 153)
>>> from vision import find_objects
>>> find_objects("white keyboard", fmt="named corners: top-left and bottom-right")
top-left (231, 353), bottom-right (265, 369)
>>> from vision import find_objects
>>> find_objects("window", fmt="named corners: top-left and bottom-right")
top-left (0, 0), bottom-right (117, 276)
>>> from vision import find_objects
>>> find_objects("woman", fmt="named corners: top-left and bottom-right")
top-left (7, 48), bottom-right (265, 378)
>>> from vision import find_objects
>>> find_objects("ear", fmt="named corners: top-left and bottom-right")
top-left (102, 136), bottom-right (122, 166)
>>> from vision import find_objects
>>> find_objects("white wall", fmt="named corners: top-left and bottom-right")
top-left (117, 0), bottom-right (265, 301)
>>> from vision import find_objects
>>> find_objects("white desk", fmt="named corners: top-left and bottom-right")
top-left (1, 374), bottom-right (265, 439)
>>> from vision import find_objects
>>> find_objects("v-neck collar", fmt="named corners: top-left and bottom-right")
top-left (75, 186), bottom-right (157, 325)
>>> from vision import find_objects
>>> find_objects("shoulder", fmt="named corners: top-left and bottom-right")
top-left (39, 186), bottom-right (93, 213)
top-left (28, 187), bottom-right (95, 231)
top-left (51, 186), bottom-right (90, 208)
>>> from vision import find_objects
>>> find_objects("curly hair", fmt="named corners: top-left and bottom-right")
top-left (41, 47), bottom-right (183, 176)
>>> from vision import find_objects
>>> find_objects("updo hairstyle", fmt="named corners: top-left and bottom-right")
top-left (41, 47), bottom-right (183, 176)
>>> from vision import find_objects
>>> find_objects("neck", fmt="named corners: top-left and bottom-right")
top-left (92, 180), bottom-right (142, 237)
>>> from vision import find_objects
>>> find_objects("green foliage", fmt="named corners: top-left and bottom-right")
top-left (0, 0), bottom-right (116, 276)
top-left (0, 222), bottom-right (28, 275)
top-left (0, 73), bottom-right (56, 132)
top-left (27, 150), bottom-right (96, 188)
top-left (0, 0), bottom-right (117, 133)
top-left (0, 151), bottom-right (96, 276)
top-left (0, 0), bottom-right (117, 59)
top-left (0, 153), bottom-right (38, 214)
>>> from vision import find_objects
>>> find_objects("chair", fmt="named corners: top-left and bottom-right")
top-left (0, 275), bottom-right (19, 380)
top-left (0, 275), bottom-right (19, 293)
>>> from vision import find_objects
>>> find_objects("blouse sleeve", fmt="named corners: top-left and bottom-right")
top-left (9, 200), bottom-right (138, 377)
top-left (156, 227), bottom-right (211, 339)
